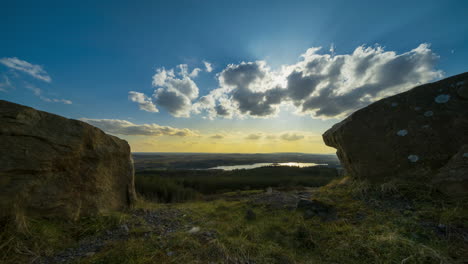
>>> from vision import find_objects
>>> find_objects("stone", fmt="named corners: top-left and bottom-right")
top-left (322, 72), bottom-right (468, 194)
top-left (0, 100), bottom-right (137, 221)
top-left (188, 226), bottom-right (200, 233)
top-left (432, 145), bottom-right (468, 196)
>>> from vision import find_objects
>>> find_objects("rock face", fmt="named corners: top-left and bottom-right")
top-left (0, 100), bottom-right (137, 221)
top-left (323, 73), bottom-right (468, 196)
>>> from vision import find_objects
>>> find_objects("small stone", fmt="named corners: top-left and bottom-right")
top-left (424, 111), bottom-right (433, 117)
top-left (266, 187), bottom-right (273, 194)
top-left (188, 226), bottom-right (200, 233)
top-left (397, 130), bottom-right (408, 136)
top-left (463, 153), bottom-right (468, 158)
top-left (414, 107), bottom-right (421, 111)
top-left (167, 251), bottom-right (174, 257)
top-left (84, 252), bottom-right (95, 257)
top-left (434, 94), bottom-right (450, 103)
top-left (421, 125), bottom-right (430, 129)
top-left (408, 155), bottom-right (419, 163)
top-left (391, 102), bottom-right (398, 107)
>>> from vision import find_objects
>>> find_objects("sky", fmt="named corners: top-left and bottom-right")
top-left (1, 0), bottom-right (467, 153)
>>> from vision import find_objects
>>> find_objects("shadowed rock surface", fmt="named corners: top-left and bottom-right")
top-left (0, 100), bottom-right (137, 221)
top-left (323, 73), bottom-right (468, 196)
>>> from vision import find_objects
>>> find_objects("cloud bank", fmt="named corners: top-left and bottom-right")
top-left (0, 57), bottom-right (52, 82)
top-left (131, 44), bottom-right (442, 120)
top-left (80, 118), bottom-right (198, 137)
top-left (196, 44), bottom-right (442, 119)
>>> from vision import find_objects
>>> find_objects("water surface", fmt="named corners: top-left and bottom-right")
top-left (207, 162), bottom-right (326, 171)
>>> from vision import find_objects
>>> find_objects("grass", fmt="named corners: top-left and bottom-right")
top-left (0, 212), bottom-right (127, 264)
top-left (1, 176), bottom-right (467, 263)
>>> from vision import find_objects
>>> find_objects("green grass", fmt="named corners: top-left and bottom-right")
top-left (1, 176), bottom-right (466, 263)
top-left (0, 212), bottom-right (127, 264)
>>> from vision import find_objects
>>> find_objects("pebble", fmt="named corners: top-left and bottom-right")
top-left (188, 226), bottom-right (200, 233)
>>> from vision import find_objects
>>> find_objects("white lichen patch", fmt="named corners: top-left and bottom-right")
top-left (435, 94), bottom-right (450, 103)
top-left (424, 111), bottom-right (433, 117)
top-left (408, 155), bottom-right (419, 162)
top-left (397, 129), bottom-right (408, 136)
top-left (463, 153), bottom-right (468, 158)
top-left (391, 102), bottom-right (398, 107)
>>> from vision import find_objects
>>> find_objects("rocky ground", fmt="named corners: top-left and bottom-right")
top-left (38, 188), bottom-right (321, 264)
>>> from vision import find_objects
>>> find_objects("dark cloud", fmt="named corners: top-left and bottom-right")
top-left (199, 43), bottom-right (442, 119)
top-left (154, 89), bottom-right (192, 117)
top-left (280, 133), bottom-right (304, 141)
top-left (245, 133), bottom-right (262, 140)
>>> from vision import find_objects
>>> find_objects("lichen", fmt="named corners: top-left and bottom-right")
top-left (434, 94), bottom-right (450, 104)
top-left (408, 155), bottom-right (419, 163)
top-left (424, 111), bottom-right (433, 117)
top-left (397, 130), bottom-right (408, 136)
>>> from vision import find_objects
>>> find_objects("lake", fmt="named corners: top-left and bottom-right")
top-left (207, 162), bottom-right (326, 171)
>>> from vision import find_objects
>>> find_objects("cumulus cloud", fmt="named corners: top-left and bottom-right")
top-left (280, 133), bottom-right (304, 141)
top-left (0, 57), bottom-right (52, 82)
top-left (245, 133), bottom-right (262, 140)
top-left (194, 43), bottom-right (442, 119)
top-left (132, 64), bottom-right (202, 117)
top-left (80, 118), bottom-right (198, 137)
top-left (128, 91), bottom-right (158, 112)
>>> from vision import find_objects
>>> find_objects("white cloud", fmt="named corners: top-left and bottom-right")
top-left (79, 118), bottom-right (198, 137)
top-left (128, 91), bottom-right (158, 112)
top-left (25, 83), bottom-right (72, 104)
top-left (0, 57), bottom-right (51, 82)
top-left (137, 64), bottom-right (202, 117)
top-left (203, 61), bottom-right (213, 72)
top-left (0, 74), bottom-right (13, 92)
top-left (195, 43), bottom-right (442, 119)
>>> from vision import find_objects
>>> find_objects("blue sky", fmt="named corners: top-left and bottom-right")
top-left (1, 0), bottom-right (467, 153)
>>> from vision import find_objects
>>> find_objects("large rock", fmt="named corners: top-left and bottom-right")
top-left (0, 100), bottom-right (137, 221)
top-left (323, 73), bottom-right (468, 196)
